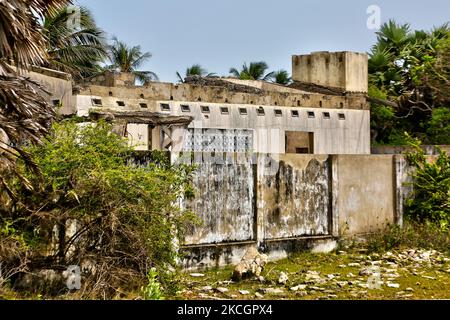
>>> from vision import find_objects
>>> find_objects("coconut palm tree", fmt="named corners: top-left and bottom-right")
top-left (107, 38), bottom-right (158, 84)
top-left (229, 61), bottom-right (274, 81)
top-left (271, 70), bottom-right (292, 85)
top-left (43, 5), bottom-right (107, 80)
top-left (176, 64), bottom-right (216, 82)
top-left (0, 0), bottom-right (70, 198)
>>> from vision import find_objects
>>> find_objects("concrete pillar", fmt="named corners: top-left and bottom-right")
top-left (330, 155), bottom-right (340, 237)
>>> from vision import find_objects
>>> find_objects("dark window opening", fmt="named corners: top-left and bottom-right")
top-left (338, 113), bottom-right (346, 120)
top-left (297, 100), bottom-right (301, 107)
top-left (308, 111), bottom-right (315, 118)
top-left (323, 112), bottom-right (331, 119)
top-left (250, 101), bottom-right (254, 104)
top-left (275, 109), bottom-right (283, 117)
top-left (160, 103), bottom-right (170, 111)
top-left (225, 98), bottom-right (229, 103)
top-left (108, 91), bottom-right (113, 97)
top-left (291, 110), bottom-right (299, 117)
top-left (239, 108), bottom-right (248, 115)
top-left (116, 101), bottom-right (125, 107)
top-left (92, 98), bottom-right (102, 106)
top-left (201, 106), bottom-right (210, 113)
top-left (319, 101), bottom-right (323, 108)
top-left (181, 105), bottom-right (191, 112)
top-left (274, 102), bottom-right (278, 106)
top-left (140, 103), bottom-right (148, 109)
top-left (197, 97), bottom-right (202, 102)
top-left (220, 107), bottom-right (229, 115)
top-left (296, 148), bottom-right (310, 154)
top-left (170, 96), bottom-right (174, 101)
top-left (340, 102), bottom-right (344, 108)
top-left (52, 99), bottom-right (60, 107)
top-left (257, 107), bottom-right (265, 116)
top-left (140, 93), bottom-right (145, 99)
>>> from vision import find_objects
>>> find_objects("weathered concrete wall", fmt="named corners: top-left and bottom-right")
top-left (24, 67), bottom-right (73, 115)
top-left (76, 81), bottom-right (369, 111)
top-left (336, 155), bottom-right (395, 235)
top-left (292, 51), bottom-right (368, 93)
top-left (177, 153), bottom-right (419, 269)
top-left (183, 155), bottom-right (256, 245)
top-left (259, 155), bottom-right (330, 239)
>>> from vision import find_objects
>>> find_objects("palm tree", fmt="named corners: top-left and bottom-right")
top-left (107, 38), bottom-right (158, 84)
top-left (229, 61), bottom-right (274, 81)
top-left (43, 5), bottom-right (108, 80)
top-left (271, 70), bottom-right (292, 85)
top-left (176, 64), bottom-right (215, 83)
top-left (0, 0), bottom-right (69, 199)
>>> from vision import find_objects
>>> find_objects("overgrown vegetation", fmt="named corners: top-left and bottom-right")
top-left (404, 135), bottom-right (449, 230)
top-left (0, 121), bottom-right (196, 298)
top-left (366, 222), bottom-right (449, 254)
top-left (368, 20), bottom-right (450, 145)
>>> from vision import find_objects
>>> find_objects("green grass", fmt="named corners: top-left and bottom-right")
top-left (178, 249), bottom-right (450, 300)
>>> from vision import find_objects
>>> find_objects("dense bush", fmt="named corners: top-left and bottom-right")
top-left (404, 135), bottom-right (450, 230)
top-left (0, 121), bottom-right (196, 298)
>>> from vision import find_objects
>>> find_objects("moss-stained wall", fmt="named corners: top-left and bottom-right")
top-left (184, 158), bottom-right (256, 245)
top-left (259, 155), bottom-right (330, 239)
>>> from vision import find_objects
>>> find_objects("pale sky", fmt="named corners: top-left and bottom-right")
top-left (76, 0), bottom-right (450, 83)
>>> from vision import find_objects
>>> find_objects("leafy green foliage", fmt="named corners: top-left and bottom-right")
top-left (176, 64), bottom-right (216, 83)
top-left (369, 20), bottom-right (450, 145)
top-left (404, 135), bottom-right (450, 230)
top-left (43, 6), bottom-right (108, 80)
top-left (107, 37), bottom-right (158, 84)
top-left (1, 120), bottom-right (196, 297)
top-left (141, 268), bottom-right (164, 300)
top-left (229, 61), bottom-right (274, 81)
top-left (271, 70), bottom-right (292, 85)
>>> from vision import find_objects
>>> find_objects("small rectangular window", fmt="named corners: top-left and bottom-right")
top-left (201, 106), bottom-right (210, 113)
top-left (220, 107), bottom-right (229, 115)
top-left (117, 101), bottom-right (125, 107)
top-left (257, 107), bottom-right (265, 116)
top-left (92, 98), bottom-right (102, 106)
top-left (338, 113), bottom-right (346, 120)
top-left (239, 108), bottom-right (248, 115)
top-left (323, 112), bottom-right (331, 119)
top-left (274, 109), bottom-right (283, 117)
top-left (296, 148), bottom-right (309, 154)
top-left (52, 99), bottom-right (61, 107)
top-left (160, 103), bottom-right (171, 111)
top-left (139, 103), bottom-right (148, 109)
top-left (308, 111), bottom-right (315, 118)
top-left (181, 105), bottom-right (191, 113)
top-left (291, 110), bottom-right (299, 117)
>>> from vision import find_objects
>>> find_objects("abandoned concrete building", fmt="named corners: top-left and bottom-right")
top-left (71, 51), bottom-right (371, 155)
top-left (27, 51), bottom-right (417, 269)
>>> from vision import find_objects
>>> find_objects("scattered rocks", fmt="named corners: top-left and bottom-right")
top-left (255, 292), bottom-right (264, 299)
top-left (348, 263), bottom-right (361, 267)
top-left (387, 283), bottom-right (400, 288)
top-left (201, 286), bottom-right (213, 291)
top-left (233, 247), bottom-right (268, 281)
top-left (278, 272), bottom-right (289, 285)
top-left (259, 288), bottom-right (285, 295)
top-left (239, 290), bottom-right (250, 295)
top-left (215, 287), bottom-right (229, 294)
top-left (190, 273), bottom-right (205, 278)
top-left (290, 284), bottom-right (307, 292)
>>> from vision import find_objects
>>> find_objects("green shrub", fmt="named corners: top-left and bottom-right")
top-left (0, 120), bottom-right (196, 298)
top-left (141, 268), bottom-right (164, 300)
top-left (404, 134), bottom-right (450, 230)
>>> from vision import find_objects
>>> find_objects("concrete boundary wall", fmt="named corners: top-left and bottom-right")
top-left (173, 153), bottom-right (413, 270)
